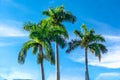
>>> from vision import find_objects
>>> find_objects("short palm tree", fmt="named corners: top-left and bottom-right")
top-left (18, 22), bottom-right (55, 80)
top-left (42, 5), bottom-right (76, 80)
top-left (66, 24), bottom-right (108, 80)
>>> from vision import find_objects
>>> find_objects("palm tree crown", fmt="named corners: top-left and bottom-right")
top-left (18, 22), bottom-right (55, 64)
top-left (67, 24), bottom-right (107, 61)
top-left (42, 5), bottom-right (76, 24)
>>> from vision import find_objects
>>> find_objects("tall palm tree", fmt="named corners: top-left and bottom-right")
top-left (42, 5), bottom-right (76, 80)
top-left (66, 24), bottom-right (108, 80)
top-left (18, 22), bottom-right (55, 80)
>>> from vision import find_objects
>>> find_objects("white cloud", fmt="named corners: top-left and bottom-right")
top-left (47, 73), bottom-right (84, 80)
top-left (0, 71), bottom-right (33, 80)
top-left (0, 20), bottom-right (27, 37)
top-left (104, 35), bottom-right (120, 42)
top-left (0, 42), bottom-right (14, 46)
top-left (0, 0), bottom-right (28, 12)
top-left (69, 35), bottom-right (120, 68)
top-left (0, 67), bottom-right (39, 80)
top-left (96, 73), bottom-right (120, 80)
top-left (0, 25), bottom-right (27, 37)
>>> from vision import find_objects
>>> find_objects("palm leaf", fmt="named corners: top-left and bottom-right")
top-left (18, 40), bottom-right (38, 64)
top-left (42, 42), bottom-right (55, 64)
top-left (23, 22), bottom-right (37, 32)
top-left (66, 39), bottom-right (81, 53)
top-left (88, 43), bottom-right (107, 61)
top-left (74, 30), bottom-right (83, 38)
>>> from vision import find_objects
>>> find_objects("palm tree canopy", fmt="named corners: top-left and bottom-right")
top-left (66, 24), bottom-right (108, 61)
top-left (42, 5), bottom-right (76, 49)
top-left (42, 5), bottom-right (76, 24)
top-left (18, 22), bottom-right (55, 65)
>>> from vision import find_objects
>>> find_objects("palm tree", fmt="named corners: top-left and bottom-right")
top-left (18, 22), bottom-right (55, 80)
top-left (42, 5), bottom-right (76, 80)
top-left (66, 24), bottom-right (108, 80)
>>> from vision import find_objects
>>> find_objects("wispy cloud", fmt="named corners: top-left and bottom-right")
top-left (0, 0), bottom-right (29, 12)
top-left (104, 35), bottom-right (120, 42)
top-left (0, 20), bottom-right (28, 37)
top-left (96, 73), bottom-right (120, 80)
top-left (47, 73), bottom-right (84, 80)
top-left (47, 66), bottom-right (84, 80)
top-left (0, 71), bottom-right (33, 80)
top-left (0, 67), bottom-right (39, 80)
top-left (0, 42), bottom-right (15, 46)
top-left (0, 24), bottom-right (27, 37)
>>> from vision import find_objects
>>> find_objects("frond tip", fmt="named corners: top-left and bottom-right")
top-left (18, 50), bottom-right (26, 64)
top-left (66, 40), bottom-right (80, 53)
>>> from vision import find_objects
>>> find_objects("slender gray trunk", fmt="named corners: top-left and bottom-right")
top-left (40, 45), bottom-right (45, 80)
top-left (40, 62), bottom-right (45, 80)
top-left (56, 43), bottom-right (60, 80)
top-left (85, 47), bottom-right (89, 80)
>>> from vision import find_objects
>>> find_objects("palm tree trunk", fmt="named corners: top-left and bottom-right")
top-left (40, 62), bottom-right (45, 80)
top-left (56, 43), bottom-right (60, 80)
top-left (85, 47), bottom-right (89, 80)
top-left (40, 45), bottom-right (45, 80)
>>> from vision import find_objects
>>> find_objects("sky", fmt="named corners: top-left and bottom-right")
top-left (0, 0), bottom-right (120, 80)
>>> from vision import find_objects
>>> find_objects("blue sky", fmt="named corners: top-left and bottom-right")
top-left (0, 0), bottom-right (120, 80)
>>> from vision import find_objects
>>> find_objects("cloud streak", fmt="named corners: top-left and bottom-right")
top-left (0, 67), bottom-right (39, 80)
top-left (0, 0), bottom-right (29, 12)
top-left (96, 72), bottom-right (120, 80)
top-left (0, 20), bottom-right (27, 37)
top-left (47, 73), bottom-right (84, 80)
top-left (0, 71), bottom-right (33, 80)
top-left (104, 35), bottom-right (120, 42)
top-left (0, 25), bottom-right (27, 37)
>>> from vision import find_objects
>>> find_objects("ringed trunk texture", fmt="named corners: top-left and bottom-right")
top-left (56, 43), bottom-right (60, 80)
top-left (40, 45), bottom-right (45, 80)
top-left (85, 47), bottom-right (89, 80)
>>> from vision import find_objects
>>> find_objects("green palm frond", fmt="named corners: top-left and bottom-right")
top-left (42, 42), bottom-right (55, 64)
top-left (88, 43), bottom-right (107, 61)
top-left (32, 45), bottom-right (39, 55)
top-left (88, 43), bottom-right (101, 61)
top-left (93, 35), bottom-right (105, 42)
top-left (18, 40), bottom-right (38, 64)
top-left (97, 43), bottom-right (108, 53)
top-left (40, 18), bottom-right (69, 39)
top-left (81, 24), bottom-right (88, 34)
top-left (54, 35), bottom-right (67, 48)
top-left (42, 8), bottom-right (55, 18)
top-left (40, 18), bottom-right (51, 27)
top-left (49, 24), bottom-right (68, 39)
top-left (66, 39), bottom-right (81, 53)
top-left (62, 11), bottom-right (76, 23)
top-left (23, 22), bottom-right (37, 32)
top-left (42, 5), bottom-right (76, 24)
top-left (55, 5), bottom-right (64, 12)
top-left (74, 30), bottom-right (83, 38)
